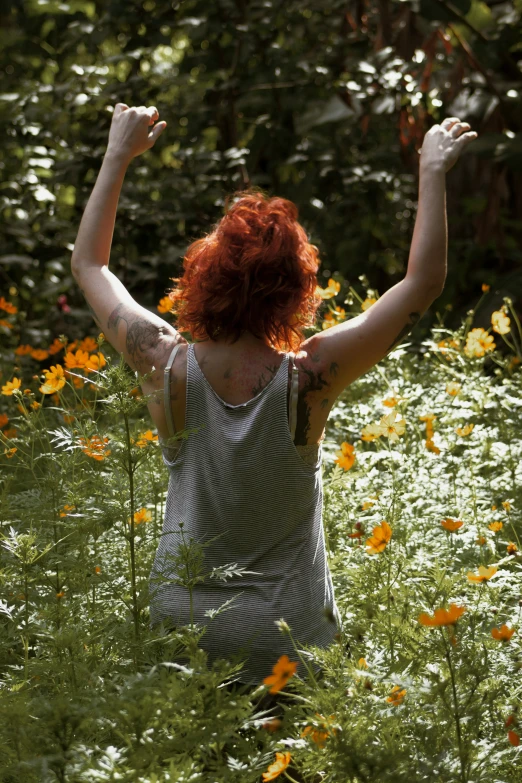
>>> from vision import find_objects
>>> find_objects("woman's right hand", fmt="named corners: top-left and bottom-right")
top-left (419, 117), bottom-right (478, 174)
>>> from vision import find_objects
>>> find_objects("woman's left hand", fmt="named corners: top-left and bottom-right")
top-left (106, 103), bottom-right (167, 162)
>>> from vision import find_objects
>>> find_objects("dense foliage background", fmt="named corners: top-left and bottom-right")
top-left (1, 0), bottom-right (521, 347)
top-left (1, 1), bottom-right (522, 781)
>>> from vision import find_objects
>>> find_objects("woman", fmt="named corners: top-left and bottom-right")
top-left (71, 104), bottom-right (477, 694)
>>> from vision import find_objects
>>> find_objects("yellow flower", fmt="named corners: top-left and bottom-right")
top-left (491, 310), bottom-right (510, 335)
top-left (464, 327), bottom-right (495, 358)
top-left (382, 396), bottom-right (399, 407)
top-left (502, 501), bottom-right (511, 512)
top-left (507, 542), bottom-right (518, 554)
top-left (130, 507), bottom-right (152, 525)
top-left (3, 447), bottom-right (17, 458)
top-left (1, 378), bottom-right (22, 395)
top-left (39, 365), bottom-right (66, 395)
top-left (366, 521), bottom-right (392, 555)
top-left (315, 278), bottom-right (341, 300)
top-left (361, 501), bottom-right (374, 511)
top-left (488, 521), bottom-right (503, 532)
top-left (59, 504), bottom-right (76, 517)
top-left (361, 297), bottom-right (377, 311)
top-left (334, 441), bottom-right (356, 470)
top-left (262, 751), bottom-right (291, 781)
top-left (387, 686), bottom-right (406, 706)
top-left (446, 381), bottom-right (461, 396)
top-left (375, 410), bottom-right (406, 442)
top-left (467, 565), bottom-right (498, 583)
top-left (360, 422), bottom-right (383, 441)
top-left (358, 657), bottom-right (368, 668)
top-left (455, 423), bottom-right (474, 437)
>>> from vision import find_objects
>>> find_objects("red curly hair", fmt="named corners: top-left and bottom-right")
top-left (165, 187), bottom-right (324, 353)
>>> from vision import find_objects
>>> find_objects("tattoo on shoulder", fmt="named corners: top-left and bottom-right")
top-left (386, 312), bottom-right (421, 353)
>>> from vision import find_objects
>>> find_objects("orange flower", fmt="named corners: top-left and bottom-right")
top-left (79, 336), bottom-right (99, 352)
top-left (157, 296), bottom-right (175, 313)
top-left (315, 278), bottom-right (340, 300)
top-left (78, 435), bottom-right (111, 461)
top-left (262, 718), bottom-right (282, 733)
top-left (94, 566), bottom-right (101, 574)
top-left (0, 413), bottom-right (8, 428)
top-left (47, 337), bottom-right (64, 355)
top-left (365, 521), bottom-right (392, 555)
top-left (488, 521), bottom-right (503, 532)
top-left (382, 396), bottom-right (399, 407)
top-left (1, 377), bottom-right (22, 395)
top-left (361, 501), bottom-right (375, 510)
top-left (418, 603), bottom-right (466, 627)
top-left (386, 686), bottom-right (406, 706)
top-left (2, 428), bottom-right (17, 439)
top-left (63, 414), bottom-right (75, 424)
top-left (508, 730), bottom-right (520, 747)
top-left (85, 352), bottom-right (106, 372)
top-left (0, 296), bottom-right (18, 314)
top-left (262, 654), bottom-right (299, 694)
top-left (491, 624), bottom-right (515, 642)
top-left (361, 297), bottom-right (376, 311)
top-left (476, 536), bottom-right (487, 546)
top-left (358, 658), bottom-right (368, 668)
top-left (3, 447), bottom-right (17, 458)
top-left (441, 518), bottom-right (463, 532)
top-left (262, 751), bottom-right (291, 781)
top-left (334, 441), bottom-right (356, 470)
top-left (56, 591), bottom-right (65, 599)
top-left (30, 348), bottom-right (49, 361)
top-left (426, 438), bottom-right (441, 454)
top-left (0, 319), bottom-right (14, 329)
top-left (482, 283), bottom-right (490, 292)
top-left (467, 565), bottom-right (498, 583)
top-left (14, 344), bottom-right (33, 355)
top-left (64, 349), bottom-right (90, 369)
top-left (59, 504), bottom-right (76, 517)
top-left (135, 430), bottom-right (159, 448)
top-left (301, 714), bottom-right (337, 747)
top-left (507, 542), bottom-right (518, 554)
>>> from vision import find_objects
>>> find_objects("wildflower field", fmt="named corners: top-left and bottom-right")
top-left (1, 280), bottom-right (521, 783)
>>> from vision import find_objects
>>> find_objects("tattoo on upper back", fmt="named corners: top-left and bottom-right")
top-left (386, 312), bottom-right (421, 353)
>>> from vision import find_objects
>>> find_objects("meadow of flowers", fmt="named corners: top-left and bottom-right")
top-left (0, 280), bottom-right (521, 782)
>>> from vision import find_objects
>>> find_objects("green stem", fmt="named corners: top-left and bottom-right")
top-left (123, 409), bottom-right (139, 655)
top-left (441, 630), bottom-right (466, 783)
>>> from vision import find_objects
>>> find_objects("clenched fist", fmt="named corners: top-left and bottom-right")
top-left (419, 117), bottom-right (478, 174)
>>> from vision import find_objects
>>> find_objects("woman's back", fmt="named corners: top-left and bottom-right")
top-left (148, 338), bottom-right (343, 687)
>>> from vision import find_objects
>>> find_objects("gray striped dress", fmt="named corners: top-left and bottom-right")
top-left (149, 341), bottom-right (343, 687)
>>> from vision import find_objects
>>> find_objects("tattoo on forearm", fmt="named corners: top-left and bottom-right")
top-left (386, 312), bottom-right (421, 353)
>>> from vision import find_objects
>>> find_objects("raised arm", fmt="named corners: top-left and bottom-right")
top-left (301, 117), bottom-right (478, 395)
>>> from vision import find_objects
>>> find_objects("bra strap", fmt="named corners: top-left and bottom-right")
top-left (163, 342), bottom-right (183, 438)
top-left (289, 353), bottom-right (299, 442)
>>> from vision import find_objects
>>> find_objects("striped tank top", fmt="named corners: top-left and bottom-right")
top-left (149, 341), bottom-right (343, 687)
